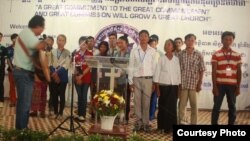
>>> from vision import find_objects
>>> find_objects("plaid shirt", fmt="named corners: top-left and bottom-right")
top-left (179, 49), bottom-right (206, 90)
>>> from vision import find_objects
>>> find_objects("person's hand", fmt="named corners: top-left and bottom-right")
top-left (196, 80), bottom-right (202, 92)
top-left (236, 86), bottom-right (240, 96)
top-left (98, 72), bottom-right (102, 78)
top-left (152, 84), bottom-right (156, 93)
top-left (156, 87), bottom-right (160, 97)
top-left (76, 76), bottom-right (83, 85)
top-left (212, 86), bottom-right (219, 96)
top-left (130, 84), bottom-right (134, 92)
top-left (117, 69), bottom-right (122, 77)
top-left (177, 85), bottom-right (181, 99)
top-left (52, 72), bottom-right (60, 83)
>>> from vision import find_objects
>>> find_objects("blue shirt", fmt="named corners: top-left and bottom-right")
top-left (0, 45), bottom-right (8, 70)
top-left (6, 45), bottom-right (15, 71)
top-left (7, 45), bottom-right (14, 61)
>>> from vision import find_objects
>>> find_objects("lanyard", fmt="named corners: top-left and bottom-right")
top-left (222, 50), bottom-right (232, 65)
top-left (57, 49), bottom-right (64, 60)
top-left (138, 49), bottom-right (147, 63)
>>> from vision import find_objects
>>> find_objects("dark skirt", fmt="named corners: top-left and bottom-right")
top-left (157, 85), bottom-right (178, 131)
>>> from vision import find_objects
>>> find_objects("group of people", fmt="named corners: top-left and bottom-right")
top-left (0, 15), bottom-right (242, 134)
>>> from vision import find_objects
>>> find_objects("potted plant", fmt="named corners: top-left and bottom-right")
top-left (91, 90), bottom-right (125, 130)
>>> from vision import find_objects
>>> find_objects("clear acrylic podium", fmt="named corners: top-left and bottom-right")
top-left (85, 56), bottom-right (129, 95)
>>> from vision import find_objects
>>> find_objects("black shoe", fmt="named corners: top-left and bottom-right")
top-left (91, 113), bottom-right (95, 119)
top-left (124, 120), bottom-right (129, 125)
top-left (9, 103), bottom-right (16, 107)
top-left (158, 129), bottom-right (164, 134)
top-left (133, 124), bottom-right (142, 132)
top-left (29, 111), bottom-right (38, 117)
top-left (144, 125), bottom-right (151, 133)
top-left (164, 129), bottom-right (172, 134)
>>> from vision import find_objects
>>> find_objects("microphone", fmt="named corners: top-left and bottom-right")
top-left (110, 57), bottom-right (115, 64)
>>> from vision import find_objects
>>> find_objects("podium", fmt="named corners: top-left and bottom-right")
top-left (85, 56), bottom-right (129, 94)
top-left (85, 56), bottom-right (129, 139)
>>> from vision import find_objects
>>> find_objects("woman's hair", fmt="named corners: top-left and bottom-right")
top-left (164, 39), bottom-right (174, 52)
top-left (118, 34), bottom-right (129, 44)
top-left (47, 36), bottom-right (54, 42)
top-left (98, 41), bottom-right (109, 53)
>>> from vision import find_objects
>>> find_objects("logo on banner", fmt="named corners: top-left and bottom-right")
top-left (95, 24), bottom-right (139, 50)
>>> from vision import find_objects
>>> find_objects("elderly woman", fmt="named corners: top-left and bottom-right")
top-left (153, 39), bottom-right (181, 133)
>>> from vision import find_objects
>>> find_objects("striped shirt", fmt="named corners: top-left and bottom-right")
top-left (179, 49), bottom-right (206, 90)
top-left (211, 48), bottom-right (242, 85)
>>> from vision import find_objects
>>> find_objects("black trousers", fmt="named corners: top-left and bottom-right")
top-left (48, 83), bottom-right (54, 111)
top-left (211, 84), bottom-right (237, 125)
top-left (0, 71), bottom-right (5, 102)
top-left (50, 81), bottom-right (67, 115)
top-left (158, 85), bottom-right (178, 131)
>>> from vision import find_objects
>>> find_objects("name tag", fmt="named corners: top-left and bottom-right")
top-left (226, 67), bottom-right (232, 76)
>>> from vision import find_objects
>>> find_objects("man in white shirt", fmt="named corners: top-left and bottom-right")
top-left (128, 30), bottom-right (157, 133)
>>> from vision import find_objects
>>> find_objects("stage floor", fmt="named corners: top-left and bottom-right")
top-left (0, 100), bottom-right (250, 141)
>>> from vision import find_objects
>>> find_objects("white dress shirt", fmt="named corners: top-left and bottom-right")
top-left (128, 45), bottom-right (157, 85)
top-left (153, 55), bottom-right (181, 85)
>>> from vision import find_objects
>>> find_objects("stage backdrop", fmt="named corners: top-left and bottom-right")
top-left (0, 0), bottom-right (250, 110)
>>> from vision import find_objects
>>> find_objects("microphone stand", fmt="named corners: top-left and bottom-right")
top-left (49, 55), bottom-right (88, 136)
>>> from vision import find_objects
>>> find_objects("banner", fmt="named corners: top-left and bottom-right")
top-left (0, 0), bottom-right (249, 110)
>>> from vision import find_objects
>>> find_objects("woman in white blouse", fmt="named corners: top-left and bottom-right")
top-left (153, 39), bottom-right (181, 133)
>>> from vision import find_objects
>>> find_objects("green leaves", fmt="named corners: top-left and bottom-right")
top-left (1, 129), bottom-right (48, 141)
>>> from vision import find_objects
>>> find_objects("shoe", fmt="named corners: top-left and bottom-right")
top-left (180, 121), bottom-right (189, 125)
top-left (78, 116), bottom-right (85, 121)
top-left (144, 125), bottom-right (151, 133)
top-left (124, 120), bottom-right (129, 125)
top-left (50, 114), bottom-right (58, 119)
top-left (29, 111), bottom-right (38, 117)
top-left (49, 111), bottom-right (53, 116)
top-left (149, 121), bottom-right (153, 127)
top-left (133, 124), bottom-right (143, 132)
top-left (91, 113), bottom-right (95, 119)
top-left (40, 112), bottom-right (46, 118)
top-left (74, 109), bottom-right (78, 114)
top-left (164, 130), bottom-right (172, 134)
top-left (9, 103), bottom-right (16, 107)
top-left (0, 102), bottom-right (4, 108)
top-left (57, 115), bottom-right (64, 120)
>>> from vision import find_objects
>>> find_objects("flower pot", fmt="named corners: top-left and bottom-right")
top-left (100, 115), bottom-right (117, 130)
